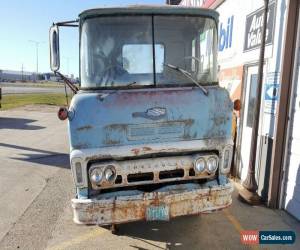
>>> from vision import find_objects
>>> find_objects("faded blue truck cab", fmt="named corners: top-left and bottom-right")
top-left (52, 6), bottom-right (233, 225)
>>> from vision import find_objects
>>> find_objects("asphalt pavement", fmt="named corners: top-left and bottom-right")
top-left (0, 105), bottom-right (299, 250)
top-left (1, 86), bottom-right (66, 94)
top-left (0, 82), bottom-right (66, 95)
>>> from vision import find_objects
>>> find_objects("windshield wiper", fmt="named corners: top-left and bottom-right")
top-left (98, 81), bottom-right (137, 101)
top-left (164, 63), bottom-right (208, 96)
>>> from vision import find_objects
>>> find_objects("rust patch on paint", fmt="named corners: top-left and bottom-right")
top-left (131, 147), bottom-right (153, 156)
top-left (105, 124), bottom-right (128, 131)
top-left (77, 125), bottom-right (93, 131)
top-left (104, 139), bottom-right (121, 145)
top-left (73, 143), bottom-right (89, 149)
top-left (142, 146), bottom-right (152, 151)
top-left (85, 154), bottom-right (113, 162)
top-left (131, 148), bottom-right (140, 155)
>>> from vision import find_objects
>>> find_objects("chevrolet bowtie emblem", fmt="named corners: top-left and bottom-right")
top-left (132, 107), bottom-right (167, 120)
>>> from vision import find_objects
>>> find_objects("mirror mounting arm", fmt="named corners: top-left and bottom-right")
top-left (55, 71), bottom-right (78, 94)
top-left (55, 19), bottom-right (79, 27)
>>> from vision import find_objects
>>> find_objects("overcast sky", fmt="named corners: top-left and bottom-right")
top-left (0, 0), bottom-right (165, 77)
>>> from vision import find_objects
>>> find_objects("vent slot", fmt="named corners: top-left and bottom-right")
top-left (127, 172), bottom-right (154, 183)
top-left (189, 168), bottom-right (195, 177)
top-left (159, 169), bottom-right (184, 179)
top-left (115, 175), bottom-right (122, 184)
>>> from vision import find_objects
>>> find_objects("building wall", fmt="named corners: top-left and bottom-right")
top-left (272, 0), bottom-right (300, 217)
top-left (216, 0), bottom-right (281, 187)
top-left (219, 65), bottom-right (243, 100)
top-left (0, 70), bottom-right (36, 82)
top-left (180, 0), bottom-right (288, 200)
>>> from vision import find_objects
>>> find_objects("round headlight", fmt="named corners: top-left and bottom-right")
top-left (104, 165), bottom-right (116, 183)
top-left (195, 158), bottom-right (206, 173)
top-left (207, 157), bottom-right (218, 173)
top-left (90, 168), bottom-right (103, 185)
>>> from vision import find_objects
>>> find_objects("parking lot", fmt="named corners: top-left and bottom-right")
top-left (0, 106), bottom-right (300, 250)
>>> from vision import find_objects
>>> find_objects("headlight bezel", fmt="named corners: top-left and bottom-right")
top-left (89, 164), bottom-right (117, 188)
top-left (220, 145), bottom-right (233, 174)
top-left (71, 157), bottom-right (85, 187)
top-left (193, 154), bottom-right (219, 175)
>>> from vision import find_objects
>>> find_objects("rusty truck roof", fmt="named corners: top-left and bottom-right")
top-left (79, 5), bottom-right (219, 21)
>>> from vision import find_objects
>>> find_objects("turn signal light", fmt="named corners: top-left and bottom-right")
top-left (58, 107), bottom-right (68, 120)
top-left (233, 99), bottom-right (241, 111)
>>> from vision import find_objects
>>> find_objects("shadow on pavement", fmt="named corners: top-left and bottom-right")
top-left (116, 215), bottom-right (200, 250)
top-left (0, 142), bottom-right (70, 169)
top-left (0, 117), bottom-right (45, 130)
top-left (11, 153), bottom-right (70, 169)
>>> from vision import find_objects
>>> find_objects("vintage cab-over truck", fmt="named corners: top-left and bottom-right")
top-left (49, 5), bottom-right (233, 226)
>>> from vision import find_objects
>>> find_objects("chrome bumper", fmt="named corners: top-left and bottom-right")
top-left (72, 179), bottom-right (233, 225)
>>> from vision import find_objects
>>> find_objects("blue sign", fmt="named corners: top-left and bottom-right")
top-left (264, 83), bottom-right (279, 114)
top-left (264, 83), bottom-right (279, 101)
top-left (219, 16), bottom-right (234, 52)
top-left (259, 231), bottom-right (296, 245)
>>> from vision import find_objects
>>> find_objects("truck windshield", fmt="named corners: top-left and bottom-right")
top-left (81, 15), bottom-right (217, 88)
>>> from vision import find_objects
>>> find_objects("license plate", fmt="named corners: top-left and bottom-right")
top-left (146, 205), bottom-right (169, 221)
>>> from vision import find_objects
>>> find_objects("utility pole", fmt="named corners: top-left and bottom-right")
top-left (21, 64), bottom-right (24, 81)
top-left (29, 40), bottom-right (44, 80)
top-left (239, 0), bottom-right (269, 204)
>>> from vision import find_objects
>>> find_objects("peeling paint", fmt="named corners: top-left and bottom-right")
top-left (73, 143), bottom-right (90, 149)
top-left (105, 124), bottom-right (128, 131)
top-left (69, 87), bottom-right (232, 149)
top-left (142, 146), bottom-right (152, 151)
top-left (131, 148), bottom-right (140, 155)
top-left (77, 125), bottom-right (93, 131)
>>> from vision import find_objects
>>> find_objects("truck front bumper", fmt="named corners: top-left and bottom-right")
top-left (72, 179), bottom-right (233, 225)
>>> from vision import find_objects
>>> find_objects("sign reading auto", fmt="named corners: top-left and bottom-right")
top-left (243, 1), bottom-right (275, 51)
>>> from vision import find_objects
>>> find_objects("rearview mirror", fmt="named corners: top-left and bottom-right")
top-left (49, 25), bottom-right (60, 71)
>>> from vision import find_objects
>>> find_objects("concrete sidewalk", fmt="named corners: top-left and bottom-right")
top-left (0, 105), bottom-right (69, 241)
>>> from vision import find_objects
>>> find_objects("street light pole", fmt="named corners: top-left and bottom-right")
top-left (29, 40), bottom-right (44, 80)
top-left (239, 0), bottom-right (269, 204)
top-left (64, 56), bottom-right (70, 76)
